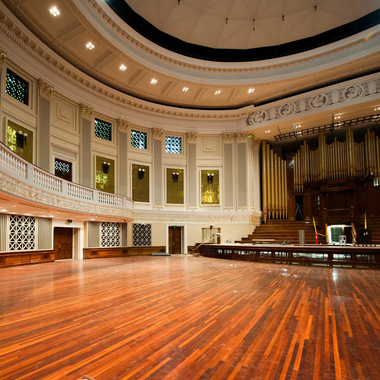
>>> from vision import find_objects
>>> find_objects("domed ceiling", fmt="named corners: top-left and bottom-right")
top-left (2, 0), bottom-right (380, 109)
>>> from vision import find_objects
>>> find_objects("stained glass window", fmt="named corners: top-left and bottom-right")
top-left (6, 69), bottom-right (29, 105)
top-left (95, 118), bottom-right (112, 141)
top-left (166, 136), bottom-right (182, 154)
top-left (131, 130), bottom-right (147, 149)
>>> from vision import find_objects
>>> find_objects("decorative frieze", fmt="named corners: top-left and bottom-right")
top-left (80, 104), bottom-right (93, 120)
top-left (222, 133), bottom-right (234, 144)
top-left (118, 118), bottom-right (129, 133)
top-left (187, 132), bottom-right (198, 144)
top-left (236, 132), bottom-right (248, 143)
top-left (38, 80), bottom-right (54, 101)
top-left (153, 127), bottom-right (164, 140)
top-left (246, 78), bottom-right (380, 126)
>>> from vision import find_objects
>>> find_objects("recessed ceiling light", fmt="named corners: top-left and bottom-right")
top-left (248, 88), bottom-right (255, 93)
top-left (120, 64), bottom-right (127, 71)
top-left (86, 42), bottom-right (95, 50)
top-left (215, 90), bottom-right (221, 95)
top-left (49, 6), bottom-right (60, 16)
top-left (0, 209), bottom-right (7, 212)
top-left (13, 205), bottom-right (16, 207)
top-left (182, 87), bottom-right (189, 92)
top-left (334, 116), bottom-right (341, 120)
top-left (151, 78), bottom-right (157, 84)
top-left (375, 107), bottom-right (379, 111)
top-left (265, 130), bottom-right (270, 133)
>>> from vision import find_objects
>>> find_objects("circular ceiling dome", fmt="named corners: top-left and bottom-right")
top-left (108, 0), bottom-right (380, 61)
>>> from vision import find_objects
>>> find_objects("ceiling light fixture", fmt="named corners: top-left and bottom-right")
top-left (265, 130), bottom-right (270, 133)
top-left (248, 88), bottom-right (255, 93)
top-left (86, 42), bottom-right (95, 50)
top-left (119, 64), bottom-right (127, 71)
top-left (215, 90), bottom-right (221, 95)
top-left (151, 78), bottom-right (157, 84)
top-left (49, 6), bottom-right (60, 16)
top-left (182, 87), bottom-right (189, 92)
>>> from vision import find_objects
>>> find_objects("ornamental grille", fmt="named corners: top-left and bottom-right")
top-left (101, 222), bottom-right (120, 247)
top-left (9, 215), bottom-right (36, 251)
top-left (55, 159), bottom-right (71, 173)
top-left (6, 69), bottom-right (29, 105)
top-left (95, 118), bottom-right (112, 141)
top-left (133, 224), bottom-right (151, 246)
top-left (131, 130), bottom-right (147, 149)
top-left (166, 136), bottom-right (182, 154)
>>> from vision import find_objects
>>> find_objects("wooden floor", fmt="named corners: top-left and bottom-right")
top-left (1, 257), bottom-right (380, 380)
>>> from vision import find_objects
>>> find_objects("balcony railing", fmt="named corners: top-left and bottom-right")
top-left (0, 141), bottom-right (133, 211)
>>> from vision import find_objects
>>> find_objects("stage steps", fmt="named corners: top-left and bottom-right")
top-left (236, 220), bottom-right (317, 245)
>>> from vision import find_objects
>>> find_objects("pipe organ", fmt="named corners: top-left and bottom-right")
top-left (261, 127), bottom-right (380, 223)
top-left (261, 140), bottom-right (287, 222)
top-left (293, 128), bottom-right (379, 193)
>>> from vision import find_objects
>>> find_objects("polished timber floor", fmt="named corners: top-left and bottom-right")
top-left (1, 256), bottom-right (380, 380)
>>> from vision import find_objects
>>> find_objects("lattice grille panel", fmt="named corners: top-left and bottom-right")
top-left (55, 159), bottom-right (71, 173)
top-left (6, 69), bottom-right (29, 105)
top-left (131, 130), bottom-right (147, 149)
top-left (9, 215), bottom-right (36, 251)
top-left (133, 224), bottom-right (151, 246)
top-left (101, 222), bottom-right (120, 247)
top-left (95, 118), bottom-right (112, 141)
top-left (166, 136), bottom-right (182, 154)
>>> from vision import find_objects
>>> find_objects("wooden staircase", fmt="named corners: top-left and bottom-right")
top-left (237, 220), bottom-right (317, 245)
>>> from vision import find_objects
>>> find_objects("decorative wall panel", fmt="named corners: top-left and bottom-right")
top-left (7, 120), bottom-right (33, 164)
top-left (132, 164), bottom-right (149, 202)
top-left (96, 156), bottom-right (115, 194)
top-left (9, 215), bottom-right (36, 251)
top-left (133, 223), bottom-right (151, 246)
top-left (167, 168), bottom-right (184, 204)
top-left (101, 222), bottom-right (120, 247)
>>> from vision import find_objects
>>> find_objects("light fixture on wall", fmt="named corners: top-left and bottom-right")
top-left (102, 161), bottom-right (110, 174)
top-left (138, 168), bottom-right (145, 180)
top-left (207, 173), bottom-right (214, 184)
top-left (172, 171), bottom-right (179, 183)
top-left (16, 131), bottom-right (28, 148)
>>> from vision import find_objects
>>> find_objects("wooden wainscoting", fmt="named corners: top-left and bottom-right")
top-left (83, 246), bottom-right (166, 259)
top-left (0, 250), bottom-right (55, 268)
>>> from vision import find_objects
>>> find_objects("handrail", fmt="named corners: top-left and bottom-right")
top-left (0, 141), bottom-right (133, 208)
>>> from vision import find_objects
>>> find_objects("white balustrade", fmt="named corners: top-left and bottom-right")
top-left (68, 183), bottom-right (93, 200)
top-left (0, 147), bottom-right (27, 178)
top-left (0, 142), bottom-right (133, 212)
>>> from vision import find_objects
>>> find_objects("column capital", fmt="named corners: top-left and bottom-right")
top-left (118, 119), bottom-right (129, 133)
top-left (236, 132), bottom-right (248, 143)
top-left (0, 50), bottom-right (7, 70)
top-left (222, 132), bottom-right (234, 144)
top-left (38, 80), bottom-right (54, 101)
top-left (153, 128), bottom-right (164, 140)
top-left (187, 132), bottom-right (198, 144)
top-left (80, 104), bottom-right (94, 120)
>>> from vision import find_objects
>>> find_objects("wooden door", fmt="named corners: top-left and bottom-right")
top-left (54, 228), bottom-right (73, 260)
top-left (169, 226), bottom-right (182, 254)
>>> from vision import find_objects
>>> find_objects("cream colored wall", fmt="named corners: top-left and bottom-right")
top-left (151, 223), bottom-right (166, 246)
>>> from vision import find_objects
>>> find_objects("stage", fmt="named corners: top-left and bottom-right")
top-left (199, 243), bottom-right (380, 268)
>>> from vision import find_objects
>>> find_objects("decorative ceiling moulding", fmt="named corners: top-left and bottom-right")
top-left (84, 0), bottom-right (380, 83)
top-left (0, 6), bottom-right (249, 127)
top-left (133, 210), bottom-right (261, 225)
top-left (38, 80), bottom-right (54, 101)
top-left (246, 73), bottom-right (380, 127)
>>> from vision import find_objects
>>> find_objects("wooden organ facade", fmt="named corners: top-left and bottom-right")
top-left (261, 127), bottom-right (380, 233)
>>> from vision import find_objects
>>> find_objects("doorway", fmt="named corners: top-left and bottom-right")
top-left (168, 226), bottom-right (182, 254)
top-left (54, 227), bottom-right (73, 260)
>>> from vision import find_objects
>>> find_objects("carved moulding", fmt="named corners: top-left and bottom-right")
top-left (38, 80), bottom-right (54, 101)
top-left (222, 133), bottom-right (234, 144)
top-left (0, 171), bottom-right (134, 220)
top-left (187, 132), bottom-right (198, 144)
top-left (153, 128), bottom-right (164, 140)
top-left (80, 104), bottom-right (94, 120)
top-left (118, 118), bottom-right (129, 133)
top-left (133, 210), bottom-right (261, 225)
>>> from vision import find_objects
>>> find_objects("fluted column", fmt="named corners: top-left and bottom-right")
top-left (187, 132), bottom-right (198, 209)
top-left (37, 80), bottom-right (54, 171)
top-left (0, 51), bottom-right (6, 143)
top-left (222, 133), bottom-right (235, 209)
top-left (153, 128), bottom-right (163, 208)
top-left (118, 119), bottom-right (129, 196)
top-left (80, 104), bottom-right (93, 188)
top-left (236, 132), bottom-right (248, 208)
